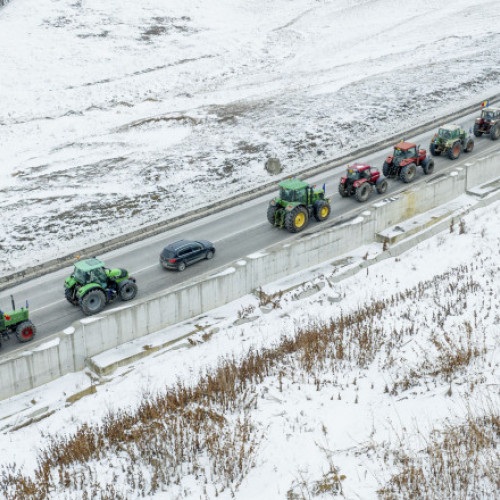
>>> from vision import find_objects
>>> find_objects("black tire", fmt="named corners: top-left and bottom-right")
top-left (16, 320), bottom-right (36, 343)
top-left (267, 205), bottom-right (278, 225)
top-left (119, 280), bottom-right (138, 301)
top-left (447, 141), bottom-right (461, 160)
top-left (375, 178), bottom-right (388, 194)
top-left (206, 250), bottom-right (215, 259)
top-left (473, 123), bottom-right (483, 137)
top-left (464, 138), bottom-right (474, 153)
top-left (80, 289), bottom-right (106, 316)
top-left (423, 158), bottom-right (434, 175)
top-left (284, 206), bottom-right (308, 233)
top-left (429, 142), bottom-right (440, 156)
top-left (400, 163), bottom-right (416, 183)
top-left (177, 261), bottom-right (186, 272)
top-left (314, 200), bottom-right (331, 221)
top-left (491, 125), bottom-right (500, 141)
top-left (354, 182), bottom-right (371, 202)
top-left (65, 287), bottom-right (78, 306)
top-left (382, 161), bottom-right (391, 177)
top-left (338, 182), bottom-right (349, 198)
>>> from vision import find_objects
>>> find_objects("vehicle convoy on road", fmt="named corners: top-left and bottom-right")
top-left (64, 258), bottom-right (138, 316)
top-left (338, 164), bottom-right (387, 202)
top-left (267, 178), bottom-right (331, 233)
top-left (160, 239), bottom-right (215, 271)
top-left (474, 106), bottom-right (500, 140)
top-left (382, 141), bottom-right (434, 183)
top-left (429, 124), bottom-right (474, 159)
top-left (0, 295), bottom-right (36, 349)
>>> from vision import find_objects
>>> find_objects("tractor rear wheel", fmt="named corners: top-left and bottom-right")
top-left (355, 183), bottom-right (371, 202)
top-left (423, 158), bottom-right (434, 175)
top-left (400, 163), bottom-right (416, 183)
top-left (382, 161), bottom-right (391, 177)
top-left (491, 125), bottom-right (500, 141)
top-left (448, 141), bottom-right (462, 159)
top-left (267, 205), bottom-right (278, 225)
top-left (473, 123), bottom-right (483, 137)
top-left (119, 280), bottom-right (138, 301)
top-left (429, 142), bottom-right (440, 156)
top-left (80, 289), bottom-right (106, 316)
top-left (285, 206), bottom-right (308, 233)
top-left (16, 321), bottom-right (36, 343)
top-left (338, 183), bottom-right (349, 197)
top-left (464, 138), bottom-right (474, 152)
top-left (314, 200), bottom-right (331, 221)
top-left (65, 287), bottom-right (78, 306)
top-left (375, 178), bottom-right (388, 194)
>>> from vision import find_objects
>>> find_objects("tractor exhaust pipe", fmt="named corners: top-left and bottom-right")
top-left (10, 295), bottom-right (15, 310)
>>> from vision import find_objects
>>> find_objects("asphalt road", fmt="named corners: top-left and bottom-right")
top-left (2, 112), bottom-right (500, 356)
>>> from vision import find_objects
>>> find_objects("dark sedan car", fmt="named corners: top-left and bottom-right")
top-left (159, 239), bottom-right (215, 271)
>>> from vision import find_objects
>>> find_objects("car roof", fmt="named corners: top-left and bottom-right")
top-left (440, 124), bottom-right (460, 131)
top-left (74, 258), bottom-right (105, 271)
top-left (394, 141), bottom-right (417, 151)
top-left (164, 240), bottom-right (192, 250)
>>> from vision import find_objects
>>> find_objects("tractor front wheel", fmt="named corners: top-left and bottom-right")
top-left (491, 125), bottom-right (500, 141)
top-left (400, 163), bottom-right (416, 183)
top-left (473, 123), bottom-right (483, 137)
top-left (338, 183), bottom-right (349, 198)
top-left (267, 205), bottom-right (278, 225)
top-left (448, 141), bottom-right (462, 160)
top-left (355, 182), bottom-right (371, 202)
top-left (423, 158), bottom-right (434, 175)
top-left (376, 178), bottom-right (388, 194)
top-left (119, 280), bottom-right (138, 301)
top-left (314, 200), bottom-right (331, 221)
top-left (80, 289), bottom-right (106, 316)
top-left (464, 138), bottom-right (474, 152)
top-left (285, 206), bottom-right (308, 233)
top-left (16, 321), bottom-right (36, 343)
top-left (65, 287), bottom-right (78, 306)
top-left (382, 161), bottom-right (392, 177)
top-left (429, 142), bottom-right (440, 156)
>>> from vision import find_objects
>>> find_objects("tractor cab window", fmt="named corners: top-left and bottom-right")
top-left (280, 187), bottom-right (306, 203)
top-left (439, 128), bottom-right (452, 139)
top-left (347, 169), bottom-right (360, 180)
top-left (74, 267), bottom-right (90, 284)
top-left (362, 169), bottom-right (371, 179)
top-left (394, 148), bottom-right (412, 159)
top-left (482, 110), bottom-right (495, 120)
top-left (90, 267), bottom-right (107, 285)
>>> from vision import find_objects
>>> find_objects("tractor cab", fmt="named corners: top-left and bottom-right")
top-left (72, 258), bottom-right (109, 287)
top-left (480, 107), bottom-right (500, 122)
top-left (437, 124), bottom-right (461, 141)
top-left (393, 143), bottom-right (417, 159)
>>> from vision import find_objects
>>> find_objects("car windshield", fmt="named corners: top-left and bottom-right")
top-left (346, 168), bottom-right (360, 180)
top-left (280, 187), bottom-right (306, 203)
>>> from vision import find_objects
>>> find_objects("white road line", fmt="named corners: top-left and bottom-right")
top-left (31, 298), bottom-right (66, 313)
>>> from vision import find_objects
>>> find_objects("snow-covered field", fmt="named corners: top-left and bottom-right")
top-left (0, 199), bottom-right (499, 499)
top-left (1, 0), bottom-right (500, 275)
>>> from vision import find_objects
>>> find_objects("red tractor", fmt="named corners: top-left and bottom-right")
top-left (473, 106), bottom-right (500, 140)
top-left (382, 141), bottom-right (434, 183)
top-left (338, 164), bottom-right (388, 202)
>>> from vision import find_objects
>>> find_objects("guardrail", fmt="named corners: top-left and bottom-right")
top-left (1, 149), bottom-right (499, 401)
top-left (1, 94), bottom-right (500, 291)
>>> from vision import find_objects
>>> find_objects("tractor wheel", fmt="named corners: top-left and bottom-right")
top-left (267, 205), bottom-right (278, 225)
top-left (375, 178), bottom-right (388, 194)
top-left (447, 141), bottom-right (462, 160)
top-left (177, 261), bottom-right (186, 272)
top-left (16, 321), bottom-right (36, 343)
top-left (284, 206), bottom-right (308, 233)
top-left (464, 138), bottom-right (474, 152)
top-left (423, 158), bottom-right (434, 175)
top-left (491, 125), bottom-right (500, 141)
top-left (119, 280), bottom-right (138, 301)
top-left (338, 183), bottom-right (349, 198)
top-left (80, 289), bottom-right (106, 316)
top-left (400, 163), bottom-right (416, 183)
top-left (382, 161), bottom-right (391, 177)
top-left (314, 200), bottom-right (331, 221)
top-left (65, 287), bottom-right (78, 306)
top-left (429, 142), bottom-right (440, 156)
top-left (473, 123), bottom-right (483, 137)
top-left (205, 250), bottom-right (214, 259)
top-left (355, 182), bottom-right (371, 202)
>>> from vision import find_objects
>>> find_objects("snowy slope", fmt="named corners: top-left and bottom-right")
top-left (1, 0), bottom-right (500, 274)
top-left (0, 198), bottom-right (499, 499)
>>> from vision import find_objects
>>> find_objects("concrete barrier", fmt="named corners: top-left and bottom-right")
top-left (0, 150), bottom-right (499, 401)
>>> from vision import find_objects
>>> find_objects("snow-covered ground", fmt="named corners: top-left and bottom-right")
top-left (1, 0), bottom-right (500, 275)
top-left (0, 198), bottom-right (499, 499)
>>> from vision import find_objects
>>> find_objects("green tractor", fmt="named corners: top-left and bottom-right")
top-left (64, 258), bottom-right (138, 316)
top-left (267, 178), bottom-right (331, 233)
top-left (0, 295), bottom-right (36, 349)
top-left (429, 123), bottom-right (474, 160)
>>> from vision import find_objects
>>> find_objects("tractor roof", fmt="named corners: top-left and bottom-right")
top-left (483, 107), bottom-right (500, 112)
top-left (278, 178), bottom-right (309, 190)
top-left (440, 124), bottom-right (460, 131)
top-left (74, 258), bottom-right (106, 271)
top-left (393, 141), bottom-right (416, 151)
top-left (350, 163), bottom-right (370, 171)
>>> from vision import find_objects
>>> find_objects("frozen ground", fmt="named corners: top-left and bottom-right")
top-left (1, 0), bottom-right (500, 275)
top-left (0, 199), bottom-right (499, 499)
